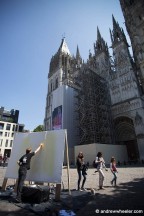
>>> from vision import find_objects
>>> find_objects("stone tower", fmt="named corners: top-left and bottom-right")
top-left (109, 15), bottom-right (144, 160)
top-left (94, 27), bottom-right (111, 80)
top-left (74, 27), bottom-right (114, 145)
top-left (44, 38), bottom-right (74, 130)
top-left (120, 0), bottom-right (144, 92)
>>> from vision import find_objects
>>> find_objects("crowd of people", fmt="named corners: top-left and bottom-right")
top-left (0, 154), bottom-right (9, 167)
top-left (1, 147), bottom-right (118, 202)
top-left (76, 151), bottom-right (118, 191)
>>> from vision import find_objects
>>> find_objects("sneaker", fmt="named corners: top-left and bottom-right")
top-left (99, 187), bottom-right (105, 190)
top-left (76, 188), bottom-right (83, 191)
top-left (90, 188), bottom-right (96, 195)
top-left (81, 188), bottom-right (87, 191)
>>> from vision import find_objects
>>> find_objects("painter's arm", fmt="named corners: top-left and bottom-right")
top-left (35, 143), bottom-right (43, 154)
top-left (17, 160), bottom-right (20, 166)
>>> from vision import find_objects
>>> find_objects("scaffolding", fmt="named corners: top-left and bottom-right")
top-left (74, 66), bottom-right (114, 145)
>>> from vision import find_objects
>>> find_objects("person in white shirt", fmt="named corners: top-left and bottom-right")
top-left (95, 152), bottom-right (108, 189)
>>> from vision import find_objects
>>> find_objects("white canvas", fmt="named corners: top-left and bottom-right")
top-left (5, 130), bottom-right (66, 183)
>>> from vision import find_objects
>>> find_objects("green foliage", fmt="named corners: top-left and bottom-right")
top-left (33, 125), bottom-right (44, 132)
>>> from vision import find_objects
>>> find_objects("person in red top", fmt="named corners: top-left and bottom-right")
top-left (110, 156), bottom-right (118, 187)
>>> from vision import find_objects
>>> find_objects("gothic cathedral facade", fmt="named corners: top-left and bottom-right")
top-left (44, 0), bottom-right (144, 161)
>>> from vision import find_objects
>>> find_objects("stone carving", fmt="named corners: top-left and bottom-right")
top-left (135, 112), bottom-right (143, 125)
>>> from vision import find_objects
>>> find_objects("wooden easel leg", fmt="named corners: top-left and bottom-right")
top-left (55, 183), bottom-right (61, 201)
top-left (2, 178), bottom-right (8, 191)
top-left (65, 130), bottom-right (71, 195)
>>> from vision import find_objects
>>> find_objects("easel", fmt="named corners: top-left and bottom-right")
top-left (2, 130), bottom-right (71, 201)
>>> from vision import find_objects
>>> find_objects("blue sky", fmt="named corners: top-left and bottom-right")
top-left (0, 0), bottom-right (130, 131)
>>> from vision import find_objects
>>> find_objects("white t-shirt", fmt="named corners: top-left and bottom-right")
top-left (95, 156), bottom-right (106, 169)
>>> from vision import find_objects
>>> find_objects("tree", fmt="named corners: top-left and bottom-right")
top-left (33, 125), bottom-right (44, 132)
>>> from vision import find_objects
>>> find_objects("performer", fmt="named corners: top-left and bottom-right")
top-left (16, 143), bottom-right (43, 202)
top-left (110, 156), bottom-right (118, 187)
top-left (76, 152), bottom-right (87, 191)
top-left (95, 152), bottom-right (108, 189)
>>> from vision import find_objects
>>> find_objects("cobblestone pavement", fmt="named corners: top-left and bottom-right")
top-left (0, 165), bottom-right (144, 215)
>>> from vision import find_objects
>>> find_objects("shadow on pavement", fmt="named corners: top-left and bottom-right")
top-left (0, 178), bottom-right (144, 216)
top-left (76, 177), bottom-right (144, 216)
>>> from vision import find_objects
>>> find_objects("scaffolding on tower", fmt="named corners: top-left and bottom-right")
top-left (74, 65), bottom-right (114, 145)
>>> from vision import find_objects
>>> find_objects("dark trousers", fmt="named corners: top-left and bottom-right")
top-left (17, 167), bottom-right (27, 199)
top-left (77, 169), bottom-right (86, 190)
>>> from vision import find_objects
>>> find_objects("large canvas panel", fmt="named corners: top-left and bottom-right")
top-left (5, 130), bottom-right (66, 183)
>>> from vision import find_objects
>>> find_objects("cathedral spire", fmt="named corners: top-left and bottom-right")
top-left (58, 37), bottom-right (71, 55)
top-left (94, 26), bottom-right (109, 55)
top-left (110, 15), bottom-right (128, 47)
top-left (76, 45), bottom-right (80, 59)
top-left (75, 45), bottom-right (82, 68)
top-left (49, 38), bottom-right (71, 78)
top-left (97, 26), bottom-right (101, 41)
top-left (112, 14), bottom-right (118, 31)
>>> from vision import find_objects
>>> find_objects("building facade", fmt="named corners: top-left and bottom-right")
top-left (120, 0), bottom-right (144, 92)
top-left (44, 1), bottom-right (144, 161)
top-left (108, 14), bottom-right (144, 161)
top-left (0, 106), bottom-right (24, 158)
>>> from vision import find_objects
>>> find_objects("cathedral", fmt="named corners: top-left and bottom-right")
top-left (44, 0), bottom-right (144, 162)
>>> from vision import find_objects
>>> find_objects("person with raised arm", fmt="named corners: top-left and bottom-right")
top-left (16, 143), bottom-right (44, 202)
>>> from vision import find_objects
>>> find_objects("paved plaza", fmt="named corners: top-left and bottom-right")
top-left (0, 165), bottom-right (144, 215)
